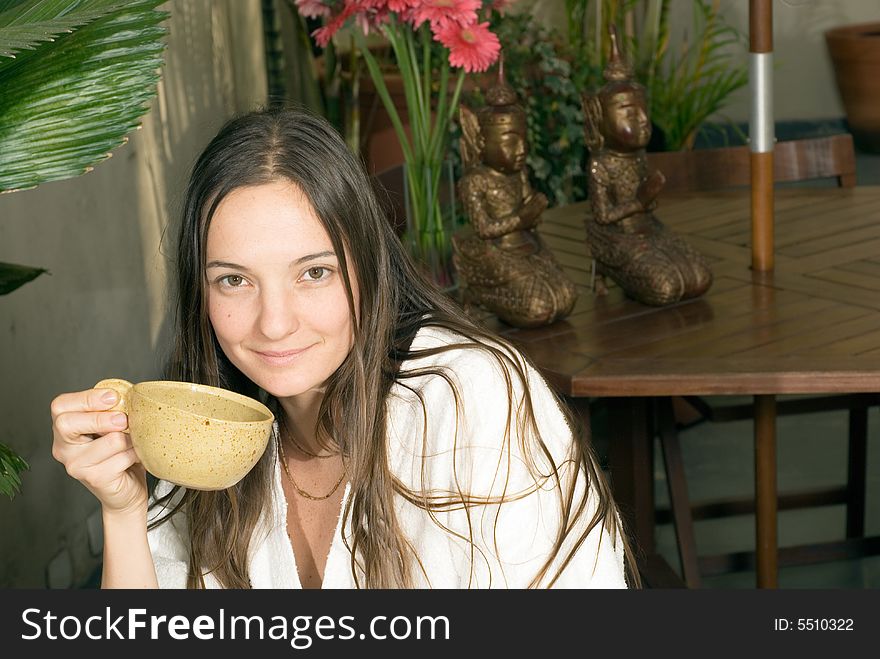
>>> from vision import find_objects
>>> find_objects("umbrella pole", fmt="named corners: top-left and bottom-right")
top-left (750, 0), bottom-right (774, 273)
top-left (750, 0), bottom-right (778, 592)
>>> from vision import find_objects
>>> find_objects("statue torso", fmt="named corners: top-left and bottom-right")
top-left (467, 166), bottom-right (538, 253)
top-left (476, 165), bottom-right (524, 217)
top-left (593, 150), bottom-right (654, 233)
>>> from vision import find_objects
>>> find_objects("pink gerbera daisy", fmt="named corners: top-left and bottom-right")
top-left (412, 0), bottom-right (481, 30)
top-left (355, 6), bottom-right (391, 36)
top-left (387, 0), bottom-right (420, 11)
top-left (312, 3), bottom-right (357, 47)
top-left (295, 0), bottom-right (332, 19)
top-left (434, 20), bottom-right (501, 73)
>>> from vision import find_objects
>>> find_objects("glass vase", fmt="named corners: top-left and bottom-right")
top-left (402, 158), bottom-right (458, 293)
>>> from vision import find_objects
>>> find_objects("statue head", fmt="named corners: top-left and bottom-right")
top-left (584, 26), bottom-right (651, 153)
top-left (476, 60), bottom-right (528, 174)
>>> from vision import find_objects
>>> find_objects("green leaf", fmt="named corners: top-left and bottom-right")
top-left (0, 0), bottom-right (168, 193)
top-left (0, 441), bottom-right (29, 500)
top-left (0, 260), bottom-right (47, 294)
top-left (0, 1), bottom-right (135, 58)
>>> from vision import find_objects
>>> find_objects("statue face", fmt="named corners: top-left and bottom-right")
top-left (482, 127), bottom-right (527, 174)
top-left (602, 89), bottom-right (651, 151)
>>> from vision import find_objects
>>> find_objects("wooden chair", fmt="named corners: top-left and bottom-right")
top-left (647, 133), bottom-right (858, 192)
top-left (643, 134), bottom-right (871, 587)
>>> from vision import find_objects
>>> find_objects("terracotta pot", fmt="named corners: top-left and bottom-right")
top-left (825, 22), bottom-right (880, 152)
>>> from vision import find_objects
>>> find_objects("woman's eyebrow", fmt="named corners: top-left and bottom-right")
top-left (293, 250), bottom-right (336, 265)
top-left (205, 251), bottom-right (336, 271)
top-left (206, 260), bottom-right (249, 271)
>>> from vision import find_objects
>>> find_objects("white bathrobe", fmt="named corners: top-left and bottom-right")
top-left (147, 325), bottom-right (628, 588)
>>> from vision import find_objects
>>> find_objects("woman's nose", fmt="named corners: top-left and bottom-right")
top-left (257, 287), bottom-right (300, 341)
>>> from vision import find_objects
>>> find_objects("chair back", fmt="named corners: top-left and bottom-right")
top-left (646, 133), bottom-right (857, 193)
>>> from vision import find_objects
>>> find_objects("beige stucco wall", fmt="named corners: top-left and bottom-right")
top-left (0, 0), bottom-right (267, 587)
top-left (719, 0), bottom-right (880, 122)
top-left (531, 0), bottom-right (880, 122)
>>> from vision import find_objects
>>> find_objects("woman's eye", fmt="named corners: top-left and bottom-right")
top-left (220, 274), bottom-right (246, 287)
top-left (305, 267), bottom-right (328, 281)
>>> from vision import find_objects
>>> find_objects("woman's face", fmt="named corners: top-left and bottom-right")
top-left (205, 180), bottom-right (358, 400)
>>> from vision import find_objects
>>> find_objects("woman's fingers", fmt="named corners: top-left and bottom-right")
top-left (69, 432), bottom-right (133, 467)
top-left (51, 389), bottom-right (148, 514)
top-left (51, 388), bottom-right (126, 447)
top-left (54, 409), bottom-right (128, 444)
top-left (60, 432), bottom-right (135, 480)
top-left (74, 448), bottom-right (144, 507)
top-left (50, 388), bottom-right (119, 419)
top-left (81, 448), bottom-right (141, 490)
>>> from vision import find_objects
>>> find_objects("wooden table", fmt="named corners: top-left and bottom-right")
top-left (483, 186), bottom-right (880, 588)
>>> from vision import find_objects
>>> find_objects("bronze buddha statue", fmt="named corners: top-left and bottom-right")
top-left (453, 68), bottom-right (577, 328)
top-left (583, 28), bottom-right (712, 306)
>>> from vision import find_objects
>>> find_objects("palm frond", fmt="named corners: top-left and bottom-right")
top-left (0, 441), bottom-right (29, 500)
top-left (645, 0), bottom-right (746, 150)
top-left (0, 0), bottom-right (133, 58)
top-left (0, 0), bottom-right (168, 192)
top-left (0, 260), bottom-right (48, 295)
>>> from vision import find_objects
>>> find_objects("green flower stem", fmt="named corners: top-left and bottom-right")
top-left (356, 22), bottom-right (467, 287)
top-left (441, 70), bottom-right (466, 155)
top-left (432, 57), bottom-right (451, 155)
top-left (426, 71), bottom-right (464, 261)
top-left (383, 26), bottom-right (434, 248)
top-left (355, 32), bottom-right (413, 164)
top-left (420, 24), bottom-right (432, 152)
top-left (379, 26), bottom-right (415, 132)
top-left (402, 26), bottom-right (428, 154)
top-left (426, 67), bottom-right (463, 165)
top-left (383, 21), bottom-right (425, 153)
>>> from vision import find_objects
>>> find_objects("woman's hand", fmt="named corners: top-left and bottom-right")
top-left (51, 387), bottom-right (148, 516)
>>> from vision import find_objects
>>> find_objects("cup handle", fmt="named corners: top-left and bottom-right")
top-left (94, 378), bottom-right (133, 430)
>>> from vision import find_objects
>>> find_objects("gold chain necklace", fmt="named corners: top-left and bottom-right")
top-left (280, 414), bottom-right (337, 459)
top-left (277, 426), bottom-right (345, 501)
top-left (288, 435), bottom-right (334, 459)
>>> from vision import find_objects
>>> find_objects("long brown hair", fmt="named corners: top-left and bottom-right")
top-left (152, 107), bottom-right (639, 588)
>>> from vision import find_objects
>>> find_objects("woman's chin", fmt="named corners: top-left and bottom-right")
top-left (258, 378), bottom-right (326, 401)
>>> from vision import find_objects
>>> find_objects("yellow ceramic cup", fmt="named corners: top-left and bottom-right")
top-left (94, 378), bottom-right (274, 491)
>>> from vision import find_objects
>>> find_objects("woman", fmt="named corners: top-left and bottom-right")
top-left (51, 108), bottom-right (636, 589)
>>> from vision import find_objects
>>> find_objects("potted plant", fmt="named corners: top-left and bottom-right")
top-left (0, 0), bottom-right (168, 498)
top-left (825, 22), bottom-right (880, 152)
top-left (565, 0), bottom-right (748, 151)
